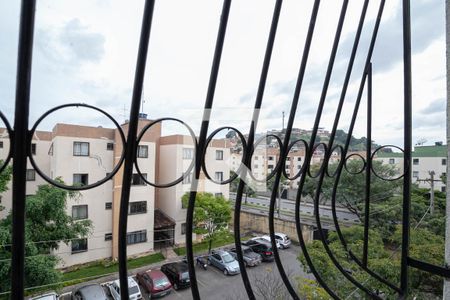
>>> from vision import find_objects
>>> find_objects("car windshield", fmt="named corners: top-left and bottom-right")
top-left (181, 272), bottom-right (189, 280)
top-left (129, 286), bottom-right (139, 295)
top-left (222, 253), bottom-right (234, 263)
top-left (154, 278), bottom-right (169, 287)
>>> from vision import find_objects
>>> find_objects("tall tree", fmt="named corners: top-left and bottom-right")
top-left (182, 192), bottom-right (231, 253)
top-left (0, 161), bottom-right (12, 211)
top-left (0, 179), bottom-right (92, 293)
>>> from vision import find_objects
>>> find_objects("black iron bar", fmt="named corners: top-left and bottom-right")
top-left (326, 0), bottom-right (402, 293)
top-left (10, 1), bottom-right (36, 298)
top-left (408, 257), bottom-right (450, 278)
top-left (362, 62), bottom-right (372, 268)
top-left (293, 0), bottom-right (382, 297)
top-left (233, 1), bottom-right (282, 299)
top-left (118, 1), bottom-right (155, 299)
top-left (401, 0), bottom-right (412, 295)
top-left (185, 1), bottom-right (231, 299)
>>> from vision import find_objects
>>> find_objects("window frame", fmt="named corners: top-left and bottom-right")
top-left (72, 205), bottom-right (88, 220)
top-left (128, 201), bottom-right (147, 215)
top-left (137, 145), bottom-right (149, 158)
top-left (131, 173), bottom-right (147, 185)
top-left (182, 148), bottom-right (194, 160)
top-left (413, 158), bottom-right (419, 165)
top-left (73, 141), bottom-right (89, 156)
top-left (105, 202), bottom-right (112, 210)
top-left (31, 143), bottom-right (36, 155)
top-left (71, 238), bottom-right (88, 254)
top-left (214, 171), bottom-right (223, 182)
top-left (73, 173), bottom-right (89, 186)
top-left (442, 159), bottom-right (447, 166)
top-left (215, 150), bottom-right (224, 160)
top-left (126, 230), bottom-right (147, 245)
top-left (26, 169), bottom-right (36, 181)
top-left (107, 142), bottom-right (114, 151)
top-left (105, 233), bottom-right (113, 241)
top-left (181, 223), bottom-right (186, 235)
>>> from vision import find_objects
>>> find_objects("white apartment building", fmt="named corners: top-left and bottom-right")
top-left (376, 144), bottom-right (447, 192)
top-left (157, 135), bottom-right (230, 244)
top-left (0, 120), bottom-right (229, 268)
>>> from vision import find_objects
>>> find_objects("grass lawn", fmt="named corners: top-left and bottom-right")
top-left (173, 232), bottom-right (248, 256)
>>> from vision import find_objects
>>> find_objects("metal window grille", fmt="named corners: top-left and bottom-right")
top-left (2, 1), bottom-right (449, 299)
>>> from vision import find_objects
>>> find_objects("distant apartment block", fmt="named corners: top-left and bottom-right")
top-left (375, 143), bottom-right (447, 192)
top-left (0, 119), bottom-right (229, 268)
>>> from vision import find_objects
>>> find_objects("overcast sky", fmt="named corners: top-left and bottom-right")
top-left (0, 0), bottom-right (446, 148)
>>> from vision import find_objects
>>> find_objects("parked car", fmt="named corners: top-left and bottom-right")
top-left (274, 232), bottom-right (291, 249)
top-left (108, 277), bottom-right (143, 300)
top-left (136, 269), bottom-right (172, 298)
top-left (71, 284), bottom-right (108, 300)
top-left (208, 249), bottom-right (241, 275)
top-left (254, 235), bottom-right (281, 249)
top-left (243, 239), bottom-right (275, 261)
top-left (228, 245), bottom-right (262, 267)
top-left (160, 261), bottom-right (190, 290)
top-left (29, 292), bottom-right (59, 300)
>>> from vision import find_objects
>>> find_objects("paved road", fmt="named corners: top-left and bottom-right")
top-left (59, 244), bottom-right (309, 300)
top-left (230, 193), bottom-right (359, 222)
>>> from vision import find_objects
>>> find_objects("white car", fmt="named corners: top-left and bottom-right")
top-left (29, 292), bottom-right (59, 300)
top-left (108, 277), bottom-right (143, 300)
top-left (274, 232), bottom-right (291, 249)
top-left (252, 236), bottom-right (281, 249)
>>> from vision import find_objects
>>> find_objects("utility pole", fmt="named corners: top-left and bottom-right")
top-left (429, 171), bottom-right (435, 215)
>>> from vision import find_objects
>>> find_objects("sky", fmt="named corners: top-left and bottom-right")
top-left (0, 0), bottom-right (446, 149)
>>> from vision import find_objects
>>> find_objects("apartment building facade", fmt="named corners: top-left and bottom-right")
top-left (376, 144), bottom-right (447, 192)
top-left (0, 120), bottom-right (229, 268)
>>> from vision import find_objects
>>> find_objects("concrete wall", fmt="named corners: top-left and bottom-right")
top-left (231, 210), bottom-right (313, 244)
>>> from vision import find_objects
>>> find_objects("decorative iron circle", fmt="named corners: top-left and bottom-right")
top-left (29, 103), bottom-right (127, 191)
top-left (282, 139), bottom-right (309, 180)
top-left (0, 111), bottom-right (13, 174)
top-left (135, 118), bottom-right (197, 188)
top-left (325, 144), bottom-right (344, 177)
top-left (307, 142), bottom-right (328, 178)
top-left (343, 153), bottom-right (366, 175)
top-left (371, 145), bottom-right (405, 181)
top-left (202, 126), bottom-right (246, 185)
top-left (247, 134), bottom-right (283, 183)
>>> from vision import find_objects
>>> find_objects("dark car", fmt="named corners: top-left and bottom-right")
top-left (136, 269), bottom-right (172, 298)
top-left (71, 284), bottom-right (108, 300)
top-left (160, 261), bottom-right (190, 290)
top-left (228, 245), bottom-right (262, 267)
top-left (243, 239), bottom-right (274, 262)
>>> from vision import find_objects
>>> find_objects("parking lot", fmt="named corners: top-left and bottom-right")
top-left (59, 244), bottom-right (308, 300)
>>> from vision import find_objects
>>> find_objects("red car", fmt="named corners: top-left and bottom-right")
top-left (136, 269), bottom-right (172, 298)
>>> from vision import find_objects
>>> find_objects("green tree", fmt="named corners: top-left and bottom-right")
top-left (182, 192), bottom-right (232, 253)
top-left (0, 161), bottom-right (12, 211)
top-left (0, 180), bottom-right (92, 293)
top-left (302, 160), bottom-right (401, 218)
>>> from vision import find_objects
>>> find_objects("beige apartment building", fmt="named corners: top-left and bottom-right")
top-left (0, 119), bottom-right (229, 268)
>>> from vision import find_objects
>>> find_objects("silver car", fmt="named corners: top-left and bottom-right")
top-left (228, 245), bottom-right (262, 267)
top-left (71, 284), bottom-right (108, 300)
top-left (208, 250), bottom-right (241, 275)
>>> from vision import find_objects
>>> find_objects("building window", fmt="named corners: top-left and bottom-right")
top-left (73, 142), bottom-right (89, 156)
top-left (129, 201), bottom-right (147, 214)
top-left (31, 143), bottom-right (36, 155)
top-left (413, 171), bottom-right (419, 178)
top-left (107, 143), bottom-right (114, 151)
top-left (442, 186), bottom-right (446, 192)
top-left (442, 172), bottom-right (446, 179)
top-left (181, 223), bottom-right (186, 235)
top-left (269, 156), bottom-right (274, 161)
top-left (413, 158), bottom-right (419, 165)
top-left (297, 157), bottom-right (302, 162)
top-left (72, 205), bottom-right (88, 220)
top-left (105, 233), bottom-right (112, 241)
top-left (297, 165), bottom-right (301, 170)
top-left (215, 193), bottom-right (223, 198)
top-left (254, 156), bottom-right (258, 160)
top-left (215, 172), bottom-right (223, 182)
top-left (137, 145), bottom-right (148, 158)
top-left (73, 174), bottom-right (89, 186)
top-left (389, 158), bottom-right (395, 164)
top-left (183, 148), bottom-right (194, 159)
top-left (131, 173), bottom-right (147, 185)
top-left (127, 230), bottom-right (147, 245)
top-left (442, 159), bottom-right (447, 165)
top-left (71, 238), bottom-right (88, 254)
top-left (0, 141), bottom-right (3, 148)
top-left (26, 169), bottom-right (36, 181)
top-left (254, 165), bottom-right (258, 169)
top-left (182, 173), bottom-right (192, 184)
top-left (216, 150), bottom-right (223, 160)
top-left (105, 202), bottom-right (112, 210)
top-left (268, 165), bottom-right (274, 170)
